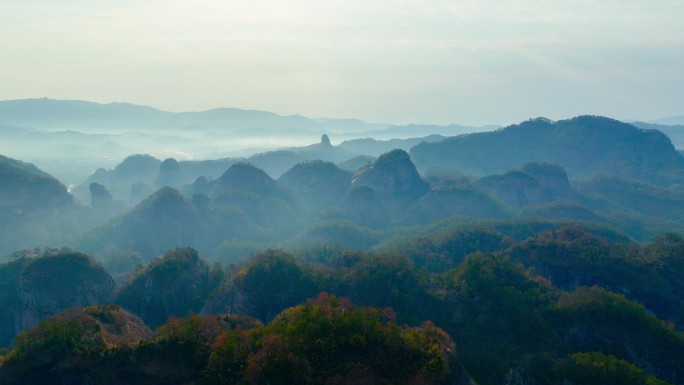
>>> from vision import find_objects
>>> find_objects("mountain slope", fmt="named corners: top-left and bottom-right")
top-left (0, 154), bottom-right (73, 213)
top-left (78, 187), bottom-right (213, 259)
top-left (278, 160), bottom-right (352, 213)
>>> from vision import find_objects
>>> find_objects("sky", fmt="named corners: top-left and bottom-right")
top-left (1, 0), bottom-right (683, 126)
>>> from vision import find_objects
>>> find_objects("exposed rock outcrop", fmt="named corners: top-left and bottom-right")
top-left (89, 182), bottom-right (114, 207)
top-left (0, 251), bottom-right (115, 347)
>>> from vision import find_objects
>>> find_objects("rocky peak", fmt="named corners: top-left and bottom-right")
top-left (351, 149), bottom-right (429, 200)
top-left (320, 134), bottom-right (332, 146)
top-left (156, 158), bottom-right (181, 187)
top-left (89, 182), bottom-right (113, 207)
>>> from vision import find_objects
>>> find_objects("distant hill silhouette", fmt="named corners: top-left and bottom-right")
top-left (338, 134), bottom-right (444, 156)
top-left (0, 98), bottom-right (381, 133)
top-left (0, 98), bottom-right (168, 129)
top-left (73, 154), bottom-right (161, 203)
top-left (291, 134), bottom-right (357, 163)
top-left (79, 164), bottom-right (307, 259)
top-left (0, 154), bottom-right (73, 213)
top-left (650, 115), bottom-right (684, 126)
top-left (210, 162), bottom-right (290, 200)
top-left (337, 155), bottom-right (376, 172)
top-left (71, 136), bottom-right (357, 205)
top-left (401, 180), bottom-right (505, 225)
top-left (247, 150), bottom-right (305, 178)
top-left (411, 116), bottom-right (684, 185)
top-left (208, 163), bottom-right (304, 234)
top-left (278, 160), bottom-right (352, 213)
top-left (78, 187), bottom-right (212, 259)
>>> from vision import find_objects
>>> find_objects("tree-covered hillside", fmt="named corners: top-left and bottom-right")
top-left (3, 223), bottom-right (684, 384)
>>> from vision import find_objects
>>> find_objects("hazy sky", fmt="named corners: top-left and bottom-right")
top-left (1, 0), bottom-right (683, 125)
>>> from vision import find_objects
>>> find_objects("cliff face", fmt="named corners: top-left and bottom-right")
top-left (0, 251), bottom-right (115, 347)
top-left (351, 149), bottom-right (429, 200)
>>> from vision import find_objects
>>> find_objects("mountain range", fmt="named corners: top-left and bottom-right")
top-left (2, 105), bottom-right (684, 384)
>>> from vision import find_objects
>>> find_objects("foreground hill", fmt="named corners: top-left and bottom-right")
top-left (0, 250), bottom-right (115, 346)
top-left (113, 247), bottom-right (224, 327)
top-left (0, 296), bottom-right (462, 385)
top-left (3, 229), bottom-right (684, 384)
top-left (411, 116), bottom-right (684, 185)
top-left (336, 149), bottom-right (430, 227)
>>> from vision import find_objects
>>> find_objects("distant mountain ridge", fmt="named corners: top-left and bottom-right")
top-left (0, 98), bottom-right (376, 132)
top-left (411, 116), bottom-right (684, 185)
top-left (0, 98), bottom-right (497, 139)
top-left (650, 115), bottom-right (684, 126)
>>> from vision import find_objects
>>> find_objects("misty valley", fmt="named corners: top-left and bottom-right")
top-left (2, 99), bottom-right (684, 384)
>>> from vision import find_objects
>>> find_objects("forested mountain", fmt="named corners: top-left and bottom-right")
top-left (113, 248), bottom-right (224, 327)
top-left (4, 106), bottom-right (684, 383)
top-left (72, 138), bottom-right (684, 262)
top-left (2, 225), bottom-right (684, 384)
top-left (474, 162), bottom-right (575, 208)
top-left (411, 116), bottom-right (684, 185)
top-left (0, 98), bottom-right (319, 131)
top-left (631, 121), bottom-right (684, 149)
top-left (338, 149), bottom-right (430, 226)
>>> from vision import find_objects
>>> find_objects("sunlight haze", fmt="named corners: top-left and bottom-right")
top-left (1, 0), bottom-right (683, 125)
